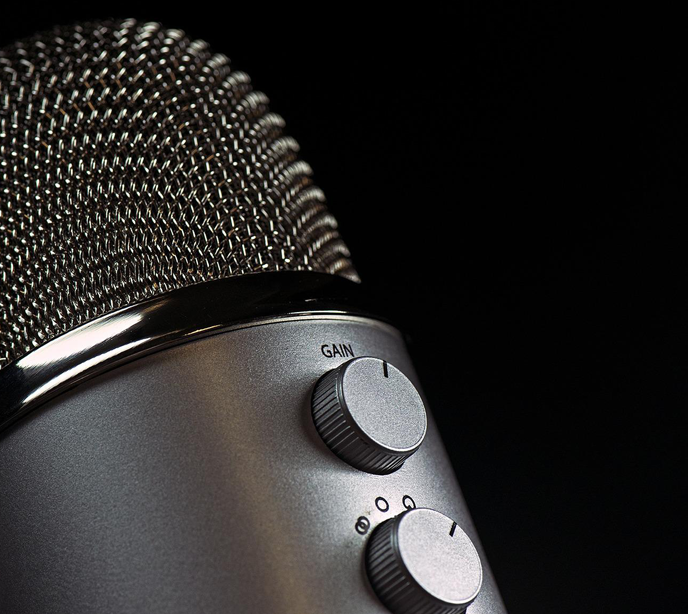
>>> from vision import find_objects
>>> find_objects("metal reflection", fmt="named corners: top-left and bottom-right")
top-left (0, 272), bottom-right (381, 433)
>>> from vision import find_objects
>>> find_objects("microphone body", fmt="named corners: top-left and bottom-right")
top-left (0, 21), bottom-right (508, 614)
top-left (0, 278), bottom-right (506, 614)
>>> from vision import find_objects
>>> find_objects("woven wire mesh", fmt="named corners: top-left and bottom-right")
top-left (0, 19), bottom-right (358, 369)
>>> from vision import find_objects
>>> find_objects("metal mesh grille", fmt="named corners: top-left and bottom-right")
top-left (0, 20), bottom-right (358, 369)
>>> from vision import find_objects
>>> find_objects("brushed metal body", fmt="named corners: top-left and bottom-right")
top-left (0, 316), bottom-right (507, 614)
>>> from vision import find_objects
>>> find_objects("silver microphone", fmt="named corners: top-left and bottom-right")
top-left (0, 20), bottom-right (507, 614)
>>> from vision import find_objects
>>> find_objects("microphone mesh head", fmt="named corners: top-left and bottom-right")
top-left (0, 20), bottom-right (358, 369)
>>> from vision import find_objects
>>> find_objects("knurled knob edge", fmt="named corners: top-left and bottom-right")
top-left (365, 516), bottom-right (471, 614)
top-left (311, 365), bottom-right (409, 474)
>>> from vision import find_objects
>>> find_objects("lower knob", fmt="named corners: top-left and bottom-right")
top-left (366, 508), bottom-right (483, 614)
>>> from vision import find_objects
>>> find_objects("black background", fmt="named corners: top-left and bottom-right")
top-left (1, 5), bottom-right (686, 614)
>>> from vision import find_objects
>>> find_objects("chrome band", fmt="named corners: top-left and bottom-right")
top-left (0, 272), bottom-right (381, 433)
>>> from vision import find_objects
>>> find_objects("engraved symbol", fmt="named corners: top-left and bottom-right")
top-left (375, 497), bottom-right (390, 512)
top-left (355, 516), bottom-right (371, 535)
top-left (449, 521), bottom-right (458, 537)
top-left (402, 495), bottom-right (416, 510)
top-left (382, 360), bottom-right (389, 378)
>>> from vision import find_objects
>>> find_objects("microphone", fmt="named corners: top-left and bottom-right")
top-left (0, 20), bottom-right (507, 614)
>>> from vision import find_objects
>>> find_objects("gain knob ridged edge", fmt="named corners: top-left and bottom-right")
top-left (311, 357), bottom-right (427, 474)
